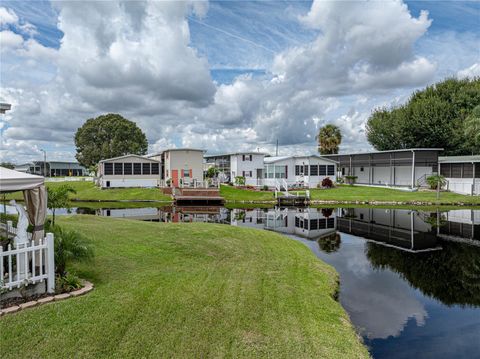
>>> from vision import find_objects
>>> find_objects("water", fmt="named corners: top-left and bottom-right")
top-left (4, 204), bottom-right (480, 358)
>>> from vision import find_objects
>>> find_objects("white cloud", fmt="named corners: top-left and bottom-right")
top-left (0, 7), bottom-right (18, 25)
top-left (0, 30), bottom-right (23, 48)
top-left (458, 63), bottom-right (480, 79)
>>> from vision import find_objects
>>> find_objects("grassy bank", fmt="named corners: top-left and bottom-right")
top-left (220, 184), bottom-right (480, 205)
top-left (5, 181), bottom-right (171, 202)
top-left (0, 216), bottom-right (368, 358)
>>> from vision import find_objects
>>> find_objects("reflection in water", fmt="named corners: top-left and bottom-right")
top-left (10, 203), bottom-right (478, 359)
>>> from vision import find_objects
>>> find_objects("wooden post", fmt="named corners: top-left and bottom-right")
top-left (46, 233), bottom-right (55, 294)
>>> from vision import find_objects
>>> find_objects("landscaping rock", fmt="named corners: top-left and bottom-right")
top-left (37, 296), bottom-right (55, 304)
top-left (19, 301), bottom-right (38, 310)
top-left (2, 305), bottom-right (20, 314)
top-left (54, 293), bottom-right (71, 301)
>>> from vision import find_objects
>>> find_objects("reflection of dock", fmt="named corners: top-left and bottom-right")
top-left (158, 205), bottom-right (228, 223)
top-left (336, 208), bottom-right (442, 253)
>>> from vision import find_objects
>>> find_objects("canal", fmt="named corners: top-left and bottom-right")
top-left (5, 204), bottom-right (480, 358)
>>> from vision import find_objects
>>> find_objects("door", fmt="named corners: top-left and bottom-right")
top-left (172, 170), bottom-right (179, 187)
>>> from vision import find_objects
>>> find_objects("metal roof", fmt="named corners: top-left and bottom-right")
top-left (99, 154), bottom-right (160, 163)
top-left (147, 148), bottom-right (206, 157)
top-left (264, 155), bottom-right (338, 164)
top-left (439, 155), bottom-right (480, 163)
top-left (204, 152), bottom-right (268, 158)
top-left (323, 148), bottom-right (444, 157)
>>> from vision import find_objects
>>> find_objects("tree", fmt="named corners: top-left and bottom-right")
top-left (0, 162), bottom-right (15, 169)
top-left (316, 124), bottom-right (342, 154)
top-left (464, 105), bottom-right (480, 154)
top-left (47, 184), bottom-right (76, 225)
top-left (74, 113), bottom-right (148, 168)
top-left (366, 78), bottom-right (480, 155)
top-left (206, 167), bottom-right (219, 178)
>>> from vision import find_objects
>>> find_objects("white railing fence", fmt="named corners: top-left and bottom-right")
top-left (0, 222), bottom-right (55, 293)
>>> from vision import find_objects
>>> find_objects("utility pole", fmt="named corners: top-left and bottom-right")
top-left (40, 149), bottom-right (47, 177)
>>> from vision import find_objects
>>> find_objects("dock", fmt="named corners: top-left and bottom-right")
top-left (277, 194), bottom-right (309, 206)
top-left (163, 187), bottom-right (224, 205)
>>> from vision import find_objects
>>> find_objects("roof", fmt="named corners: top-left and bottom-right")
top-left (439, 155), bottom-right (480, 163)
top-left (99, 154), bottom-right (160, 163)
top-left (204, 151), bottom-right (268, 158)
top-left (323, 148), bottom-right (444, 157)
top-left (264, 155), bottom-right (338, 164)
top-left (0, 166), bottom-right (44, 192)
top-left (147, 148), bottom-right (206, 157)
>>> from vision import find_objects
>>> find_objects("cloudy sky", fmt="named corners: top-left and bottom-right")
top-left (1, 0), bottom-right (479, 164)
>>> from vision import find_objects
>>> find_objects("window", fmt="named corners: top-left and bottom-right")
top-left (242, 154), bottom-right (252, 161)
top-left (104, 163), bottom-right (113, 175)
top-left (114, 163), bottom-right (123, 175)
top-left (327, 218), bottom-right (335, 228)
top-left (243, 171), bottom-right (252, 177)
top-left (295, 165), bottom-right (300, 175)
top-left (124, 163), bottom-right (132, 175)
top-left (151, 163), bottom-right (159, 175)
top-left (183, 169), bottom-right (190, 177)
top-left (319, 165), bottom-right (326, 176)
top-left (327, 165), bottom-right (335, 176)
top-left (133, 163), bottom-right (142, 175)
top-left (295, 216), bottom-right (300, 227)
top-left (142, 163), bottom-right (151, 175)
top-left (342, 167), bottom-right (346, 176)
top-left (360, 167), bottom-right (364, 172)
top-left (274, 166), bottom-right (286, 178)
top-left (310, 219), bottom-right (318, 230)
top-left (304, 165), bottom-right (309, 175)
top-left (310, 165), bottom-right (318, 176)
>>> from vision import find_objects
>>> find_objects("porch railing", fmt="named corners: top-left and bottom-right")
top-left (0, 221), bottom-right (55, 293)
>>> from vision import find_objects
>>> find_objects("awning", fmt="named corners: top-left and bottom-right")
top-left (1, 167), bottom-right (47, 241)
top-left (0, 166), bottom-right (44, 191)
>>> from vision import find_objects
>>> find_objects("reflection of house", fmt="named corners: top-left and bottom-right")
top-left (438, 209), bottom-right (480, 245)
top-left (149, 148), bottom-right (205, 187)
top-left (262, 155), bottom-right (337, 188)
top-left (204, 152), bottom-right (266, 185)
top-left (336, 208), bottom-right (442, 252)
top-left (231, 207), bottom-right (337, 240)
top-left (15, 161), bottom-right (86, 177)
top-left (439, 155), bottom-right (480, 195)
top-left (157, 206), bottom-right (229, 223)
top-left (98, 207), bottom-right (161, 221)
top-left (98, 154), bottom-right (161, 188)
top-left (325, 148), bottom-right (442, 188)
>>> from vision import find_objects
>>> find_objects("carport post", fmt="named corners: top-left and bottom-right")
top-left (411, 150), bottom-right (416, 189)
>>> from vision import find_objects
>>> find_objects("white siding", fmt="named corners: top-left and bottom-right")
top-left (446, 178), bottom-right (480, 195)
top-left (231, 154), bottom-right (265, 185)
top-left (100, 178), bottom-right (159, 188)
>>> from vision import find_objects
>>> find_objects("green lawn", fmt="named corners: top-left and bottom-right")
top-left (0, 216), bottom-right (368, 358)
top-left (220, 185), bottom-right (276, 202)
top-left (5, 181), bottom-right (171, 202)
top-left (309, 185), bottom-right (480, 205)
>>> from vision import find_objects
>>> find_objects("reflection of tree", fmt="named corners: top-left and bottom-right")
top-left (424, 212), bottom-right (448, 229)
top-left (318, 232), bottom-right (341, 253)
top-left (321, 208), bottom-right (334, 218)
top-left (366, 241), bottom-right (480, 307)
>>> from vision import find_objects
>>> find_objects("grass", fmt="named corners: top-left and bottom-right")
top-left (5, 181), bottom-right (171, 202)
top-left (220, 185), bottom-right (276, 202)
top-left (309, 185), bottom-right (480, 205)
top-left (0, 216), bottom-right (368, 358)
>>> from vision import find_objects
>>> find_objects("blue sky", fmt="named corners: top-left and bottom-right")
top-left (1, 1), bottom-right (479, 162)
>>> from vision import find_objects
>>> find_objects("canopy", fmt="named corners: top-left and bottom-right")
top-left (0, 167), bottom-right (44, 191)
top-left (1, 167), bottom-right (47, 241)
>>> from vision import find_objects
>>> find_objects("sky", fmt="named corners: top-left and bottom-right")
top-left (0, 0), bottom-right (479, 164)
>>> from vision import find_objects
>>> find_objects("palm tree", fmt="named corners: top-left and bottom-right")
top-left (316, 124), bottom-right (342, 154)
top-left (464, 105), bottom-right (480, 154)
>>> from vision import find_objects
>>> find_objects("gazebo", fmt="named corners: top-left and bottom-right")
top-left (0, 166), bottom-right (47, 241)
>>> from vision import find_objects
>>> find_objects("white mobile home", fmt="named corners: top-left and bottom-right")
top-left (262, 155), bottom-right (337, 188)
top-left (439, 155), bottom-right (480, 195)
top-left (98, 154), bottom-right (160, 188)
top-left (204, 152), bottom-right (266, 185)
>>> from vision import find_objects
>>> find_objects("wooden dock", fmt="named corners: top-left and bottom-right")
top-left (277, 195), bottom-right (309, 206)
top-left (167, 188), bottom-right (224, 205)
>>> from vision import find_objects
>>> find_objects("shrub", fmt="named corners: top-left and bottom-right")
top-left (426, 174), bottom-right (446, 190)
top-left (206, 167), bottom-right (219, 178)
top-left (234, 176), bottom-right (246, 186)
top-left (52, 225), bottom-right (94, 276)
top-left (262, 185), bottom-right (269, 191)
top-left (322, 177), bottom-right (334, 188)
top-left (56, 273), bottom-right (82, 293)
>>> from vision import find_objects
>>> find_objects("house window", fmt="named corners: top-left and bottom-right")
top-left (151, 163), bottom-right (159, 175)
top-left (310, 219), bottom-right (318, 230)
top-left (133, 163), bottom-right (142, 175)
top-left (243, 171), bottom-right (252, 178)
top-left (318, 218), bottom-right (326, 229)
top-left (360, 167), bottom-right (364, 172)
top-left (114, 163), bottom-right (123, 175)
top-left (295, 165), bottom-right (300, 175)
top-left (142, 163), bottom-right (151, 175)
top-left (124, 163), bottom-right (132, 175)
top-left (327, 218), bottom-right (335, 228)
top-left (183, 169), bottom-right (190, 177)
top-left (304, 165), bottom-right (309, 175)
top-left (310, 165), bottom-right (318, 176)
top-left (274, 167), bottom-right (286, 178)
top-left (319, 165), bottom-right (326, 176)
top-left (327, 165), bottom-right (335, 176)
top-left (104, 163), bottom-right (113, 175)
top-left (342, 167), bottom-right (346, 176)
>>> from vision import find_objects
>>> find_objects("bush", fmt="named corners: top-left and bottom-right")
top-left (262, 185), bottom-right (269, 191)
top-left (56, 273), bottom-right (82, 293)
top-left (322, 177), bottom-right (334, 188)
top-left (52, 225), bottom-right (94, 276)
top-left (234, 176), bottom-right (246, 186)
top-left (426, 174), bottom-right (446, 190)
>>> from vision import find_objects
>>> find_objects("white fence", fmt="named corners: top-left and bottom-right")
top-left (0, 221), bottom-right (55, 293)
top-left (46, 176), bottom-right (93, 182)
